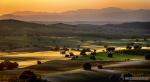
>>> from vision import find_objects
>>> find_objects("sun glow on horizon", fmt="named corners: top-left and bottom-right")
top-left (0, 0), bottom-right (150, 15)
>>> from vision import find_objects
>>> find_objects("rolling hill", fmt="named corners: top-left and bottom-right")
top-left (0, 19), bottom-right (149, 51)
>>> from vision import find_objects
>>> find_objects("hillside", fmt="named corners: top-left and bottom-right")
top-left (0, 19), bottom-right (150, 51)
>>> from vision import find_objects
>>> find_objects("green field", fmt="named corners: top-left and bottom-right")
top-left (77, 52), bottom-right (145, 61)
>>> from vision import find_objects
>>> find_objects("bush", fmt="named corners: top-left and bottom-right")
top-left (97, 65), bottom-right (103, 69)
top-left (75, 56), bottom-right (79, 58)
top-left (80, 49), bottom-right (87, 56)
top-left (106, 47), bottom-right (115, 52)
top-left (107, 53), bottom-right (113, 58)
top-left (91, 50), bottom-right (96, 55)
top-left (65, 55), bottom-right (70, 58)
top-left (19, 70), bottom-right (37, 80)
top-left (85, 48), bottom-right (91, 52)
top-left (37, 61), bottom-right (42, 65)
top-left (146, 45), bottom-right (150, 47)
top-left (19, 70), bottom-right (49, 82)
top-left (60, 51), bottom-right (66, 54)
top-left (0, 63), bottom-right (4, 71)
top-left (1, 60), bottom-right (19, 70)
top-left (90, 55), bottom-right (96, 60)
top-left (69, 52), bottom-right (74, 56)
top-left (13, 62), bottom-right (19, 68)
top-left (6, 62), bottom-right (18, 70)
top-left (145, 55), bottom-right (150, 60)
top-left (83, 63), bottom-right (92, 70)
top-left (126, 45), bottom-right (132, 50)
top-left (134, 45), bottom-right (142, 50)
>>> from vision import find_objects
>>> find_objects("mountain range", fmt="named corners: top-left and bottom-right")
top-left (0, 7), bottom-right (150, 25)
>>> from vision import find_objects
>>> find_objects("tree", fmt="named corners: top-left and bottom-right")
top-left (97, 65), bottom-right (103, 69)
top-left (83, 63), bottom-right (92, 70)
top-left (106, 47), bottom-right (115, 52)
top-left (107, 53), bottom-right (113, 58)
top-left (80, 49), bottom-right (87, 56)
top-left (126, 45), bottom-right (132, 50)
top-left (145, 55), bottom-right (150, 60)
top-left (0, 63), bottom-right (4, 71)
top-left (37, 61), bottom-right (42, 65)
top-left (19, 70), bottom-right (37, 81)
top-left (69, 52), bottom-right (74, 56)
top-left (90, 55), bottom-right (96, 60)
top-left (133, 45), bottom-right (142, 50)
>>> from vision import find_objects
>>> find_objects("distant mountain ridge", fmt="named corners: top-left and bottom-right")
top-left (0, 7), bottom-right (150, 24)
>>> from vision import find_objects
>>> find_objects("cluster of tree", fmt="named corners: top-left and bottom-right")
top-left (83, 63), bottom-right (103, 70)
top-left (126, 43), bottom-right (142, 50)
top-left (64, 52), bottom-right (79, 60)
top-left (0, 60), bottom-right (18, 71)
top-left (80, 48), bottom-right (92, 56)
top-left (106, 47), bottom-right (115, 52)
top-left (19, 70), bottom-right (49, 82)
top-left (105, 47), bottom-right (115, 58)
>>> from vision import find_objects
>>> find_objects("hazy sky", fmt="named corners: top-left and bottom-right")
top-left (0, 0), bottom-right (150, 15)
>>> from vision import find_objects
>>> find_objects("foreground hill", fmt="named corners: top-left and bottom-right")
top-left (0, 19), bottom-right (149, 51)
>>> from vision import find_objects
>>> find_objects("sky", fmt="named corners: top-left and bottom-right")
top-left (0, 0), bottom-right (150, 15)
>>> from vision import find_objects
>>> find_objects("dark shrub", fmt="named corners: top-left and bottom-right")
top-left (60, 50), bottom-right (66, 54)
top-left (91, 50), bottom-right (96, 55)
top-left (80, 49), bottom-right (86, 56)
top-left (75, 56), bottom-right (79, 58)
top-left (19, 70), bottom-right (49, 82)
top-left (65, 55), bottom-right (70, 58)
top-left (62, 47), bottom-right (69, 51)
top-left (37, 61), bottom-right (42, 65)
top-left (13, 62), bottom-right (19, 68)
top-left (106, 47), bottom-right (115, 52)
top-left (107, 53), bottom-right (113, 58)
top-left (90, 55), bottom-right (96, 60)
top-left (83, 63), bottom-right (92, 70)
top-left (3, 60), bottom-right (15, 70)
top-left (145, 55), bottom-right (150, 60)
top-left (134, 45), bottom-right (142, 50)
top-left (146, 45), bottom-right (150, 47)
top-left (6, 62), bottom-right (16, 70)
top-left (97, 65), bottom-right (103, 69)
top-left (0, 63), bottom-right (4, 71)
top-left (69, 52), bottom-right (74, 56)
top-left (86, 48), bottom-right (91, 52)
top-left (0, 60), bottom-right (18, 70)
top-left (19, 70), bottom-right (37, 80)
top-left (126, 45), bottom-right (132, 50)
